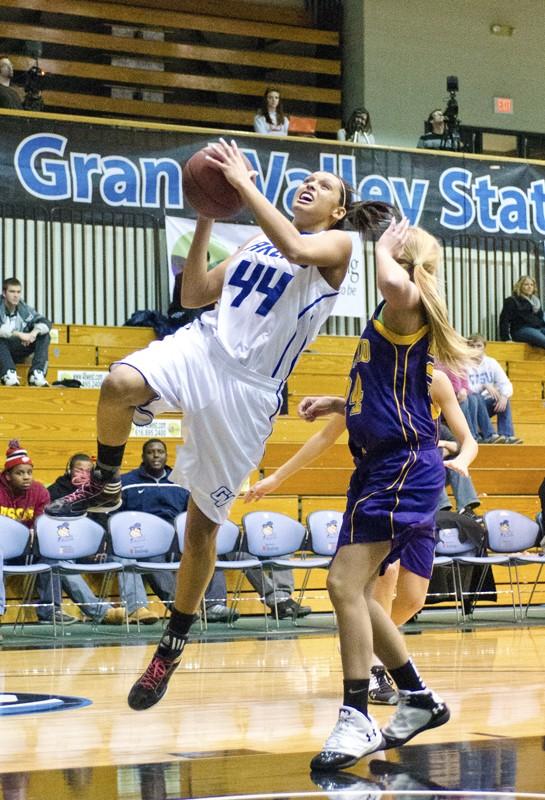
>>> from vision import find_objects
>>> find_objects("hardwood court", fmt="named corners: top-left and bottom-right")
top-left (1, 623), bottom-right (544, 797)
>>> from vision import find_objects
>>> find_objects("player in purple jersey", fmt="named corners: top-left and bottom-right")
top-left (300, 217), bottom-right (476, 771)
top-left (46, 138), bottom-right (395, 713)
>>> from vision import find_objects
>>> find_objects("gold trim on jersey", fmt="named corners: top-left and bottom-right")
top-left (373, 317), bottom-right (429, 346)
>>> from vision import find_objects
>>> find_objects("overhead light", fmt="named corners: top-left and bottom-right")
top-left (490, 23), bottom-right (514, 36)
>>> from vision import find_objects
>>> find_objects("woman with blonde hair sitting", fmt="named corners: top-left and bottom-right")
top-left (499, 274), bottom-right (545, 349)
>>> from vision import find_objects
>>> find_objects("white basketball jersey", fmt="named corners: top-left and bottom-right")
top-left (200, 235), bottom-right (339, 381)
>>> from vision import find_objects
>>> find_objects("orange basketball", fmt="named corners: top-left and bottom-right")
top-left (182, 146), bottom-right (254, 219)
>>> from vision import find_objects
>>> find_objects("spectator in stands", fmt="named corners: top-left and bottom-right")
top-left (337, 107), bottom-right (375, 145)
top-left (436, 361), bottom-right (502, 444)
top-left (417, 109), bottom-right (460, 151)
top-left (0, 57), bottom-right (23, 109)
top-left (47, 453), bottom-right (125, 625)
top-left (0, 440), bottom-right (76, 625)
top-left (0, 277), bottom-right (51, 386)
top-left (467, 333), bottom-right (522, 444)
top-left (118, 438), bottom-right (236, 623)
top-left (499, 275), bottom-right (545, 349)
top-left (437, 423), bottom-right (481, 517)
top-left (253, 87), bottom-right (289, 136)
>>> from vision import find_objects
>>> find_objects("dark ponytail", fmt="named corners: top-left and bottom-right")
top-left (331, 178), bottom-right (398, 234)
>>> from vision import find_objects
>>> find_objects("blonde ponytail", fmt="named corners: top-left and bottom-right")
top-left (400, 228), bottom-right (473, 373)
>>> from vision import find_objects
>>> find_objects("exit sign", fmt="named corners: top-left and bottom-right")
top-left (494, 97), bottom-right (513, 114)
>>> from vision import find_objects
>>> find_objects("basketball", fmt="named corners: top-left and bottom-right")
top-left (182, 146), bottom-right (254, 219)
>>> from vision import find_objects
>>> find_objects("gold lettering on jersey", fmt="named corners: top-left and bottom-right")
top-left (353, 338), bottom-right (370, 364)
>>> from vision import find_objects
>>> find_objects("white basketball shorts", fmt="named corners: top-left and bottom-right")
top-left (113, 321), bottom-right (283, 524)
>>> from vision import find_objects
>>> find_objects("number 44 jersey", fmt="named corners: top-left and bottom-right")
top-left (200, 234), bottom-right (340, 382)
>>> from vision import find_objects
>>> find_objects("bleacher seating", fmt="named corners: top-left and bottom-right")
top-left (0, 0), bottom-right (341, 134)
top-left (2, 329), bottom-right (544, 619)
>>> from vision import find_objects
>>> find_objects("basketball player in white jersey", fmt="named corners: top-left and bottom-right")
top-left (45, 138), bottom-right (392, 710)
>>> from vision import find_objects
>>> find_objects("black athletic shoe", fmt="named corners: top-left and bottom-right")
top-left (128, 651), bottom-right (182, 711)
top-left (381, 688), bottom-right (450, 748)
top-left (45, 469), bottom-right (122, 517)
top-left (274, 599), bottom-right (312, 619)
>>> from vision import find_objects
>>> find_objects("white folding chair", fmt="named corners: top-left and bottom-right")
top-left (1, 516), bottom-right (54, 634)
top-left (456, 509), bottom-right (541, 621)
top-left (432, 526), bottom-right (479, 623)
top-left (242, 510), bottom-right (308, 629)
top-left (36, 514), bottom-right (124, 633)
top-left (109, 510), bottom-right (177, 628)
top-left (175, 513), bottom-right (261, 628)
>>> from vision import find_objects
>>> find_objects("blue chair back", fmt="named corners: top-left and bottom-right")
top-left (306, 510), bottom-right (344, 556)
top-left (242, 511), bottom-right (306, 558)
top-left (435, 526), bottom-right (478, 557)
top-left (175, 513), bottom-right (239, 557)
top-left (36, 515), bottom-right (105, 560)
top-left (109, 511), bottom-right (175, 559)
top-left (484, 510), bottom-right (540, 553)
top-left (0, 516), bottom-right (32, 559)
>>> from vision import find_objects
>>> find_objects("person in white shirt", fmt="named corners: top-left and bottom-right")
top-left (337, 107), bottom-right (375, 145)
top-left (253, 87), bottom-right (289, 136)
top-left (466, 333), bottom-right (522, 444)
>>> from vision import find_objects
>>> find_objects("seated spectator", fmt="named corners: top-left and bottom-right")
top-left (253, 87), bottom-right (289, 137)
top-left (0, 277), bottom-right (50, 386)
top-left (499, 275), bottom-right (545, 349)
top-left (436, 361), bottom-right (503, 444)
top-left (337, 107), bottom-right (375, 145)
top-left (437, 423), bottom-right (481, 516)
top-left (467, 333), bottom-right (522, 444)
top-left (0, 57), bottom-right (23, 109)
top-left (0, 440), bottom-right (76, 625)
top-left (47, 453), bottom-right (125, 625)
top-left (417, 109), bottom-right (460, 151)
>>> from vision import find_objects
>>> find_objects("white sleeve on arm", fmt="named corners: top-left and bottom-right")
top-left (253, 115), bottom-right (269, 134)
top-left (491, 357), bottom-right (513, 397)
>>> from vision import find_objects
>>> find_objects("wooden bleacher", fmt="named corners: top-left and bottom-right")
top-left (2, 329), bottom-right (544, 619)
top-left (1, 0), bottom-right (341, 135)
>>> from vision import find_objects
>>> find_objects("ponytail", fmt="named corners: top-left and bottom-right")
top-left (400, 228), bottom-right (474, 372)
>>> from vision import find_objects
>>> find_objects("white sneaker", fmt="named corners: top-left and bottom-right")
top-left (2, 369), bottom-right (20, 386)
top-left (381, 688), bottom-right (450, 748)
top-left (310, 706), bottom-right (384, 771)
top-left (28, 369), bottom-right (48, 387)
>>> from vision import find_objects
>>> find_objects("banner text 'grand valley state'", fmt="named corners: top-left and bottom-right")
top-left (2, 114), bottom-right (544, 240)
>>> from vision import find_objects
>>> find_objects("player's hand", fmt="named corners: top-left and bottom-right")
top-left (244, 473), bottom-right (281, 503)
top-left (375, 216), bottom-right (410, 259)
top-left (298, 395), bottom-right (343, 421)
top-left (444, 456), bottom-right (469, 478)
top-left (206, 139), bottom-right (257, 189)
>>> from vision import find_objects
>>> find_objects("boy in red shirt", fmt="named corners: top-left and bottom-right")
top-left (0, 440), bottom-right (76, 624)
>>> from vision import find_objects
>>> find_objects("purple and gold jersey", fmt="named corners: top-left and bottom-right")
top-left (337, 302), bottom-right (444, 553)
top-left (345, 302), bottom-right (438, 458)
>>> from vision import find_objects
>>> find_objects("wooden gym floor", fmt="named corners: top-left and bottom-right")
top-left (0, 621), bottom-right (544, 799)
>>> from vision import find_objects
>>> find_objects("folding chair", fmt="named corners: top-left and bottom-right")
top-left (242, 510), bottom-right (308, 628)
top-left (108, 511), bottom-right (177, 628)
top-left (432, 526), bottom-right (479, 623)
top-left (175, 513), bottom-right (261, 628)
top-left (296, 510), bottom-right (344, 620)
top-left (1, 516), bottom-right (54, 634)
top-left (456, 509), bottom-right (540, 621)
top-left (36, 514), bottom-right (124, 633)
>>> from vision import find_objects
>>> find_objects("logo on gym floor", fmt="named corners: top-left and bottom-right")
top-left (0, 693), bottom-right (92, 716)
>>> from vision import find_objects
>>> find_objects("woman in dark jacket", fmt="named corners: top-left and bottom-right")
top-left (499, 275), bottom-right (545, 349)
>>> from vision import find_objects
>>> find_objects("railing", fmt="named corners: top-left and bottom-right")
top-left (1, 202), bottom-right (541, 338)
top-left (0, 204), bottom-right (163, 326)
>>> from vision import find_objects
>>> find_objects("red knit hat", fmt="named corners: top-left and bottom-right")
top-left (4, 439), bottom-right (33, 471)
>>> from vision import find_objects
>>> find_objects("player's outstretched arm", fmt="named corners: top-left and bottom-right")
top-left (298, 395), bottom-right (345, 421)
top-left (206, 139), bottom-right (352, 275)
top-left (245, 413), bottom-right (346, 502)
top-left (431, 370), bottom-right (478, 477)
top-left (181, 217), bottom-right (231, 308)
top-left (375, 217), bottom-right (421, 311)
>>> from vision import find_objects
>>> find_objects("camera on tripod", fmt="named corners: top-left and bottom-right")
top-left (23, 60), bottom-right (45, 111)
top-left (443, 75), bottom-right (459, 135)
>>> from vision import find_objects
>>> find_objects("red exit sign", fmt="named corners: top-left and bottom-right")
top-left (494, 97), bottom-right (513, 114)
